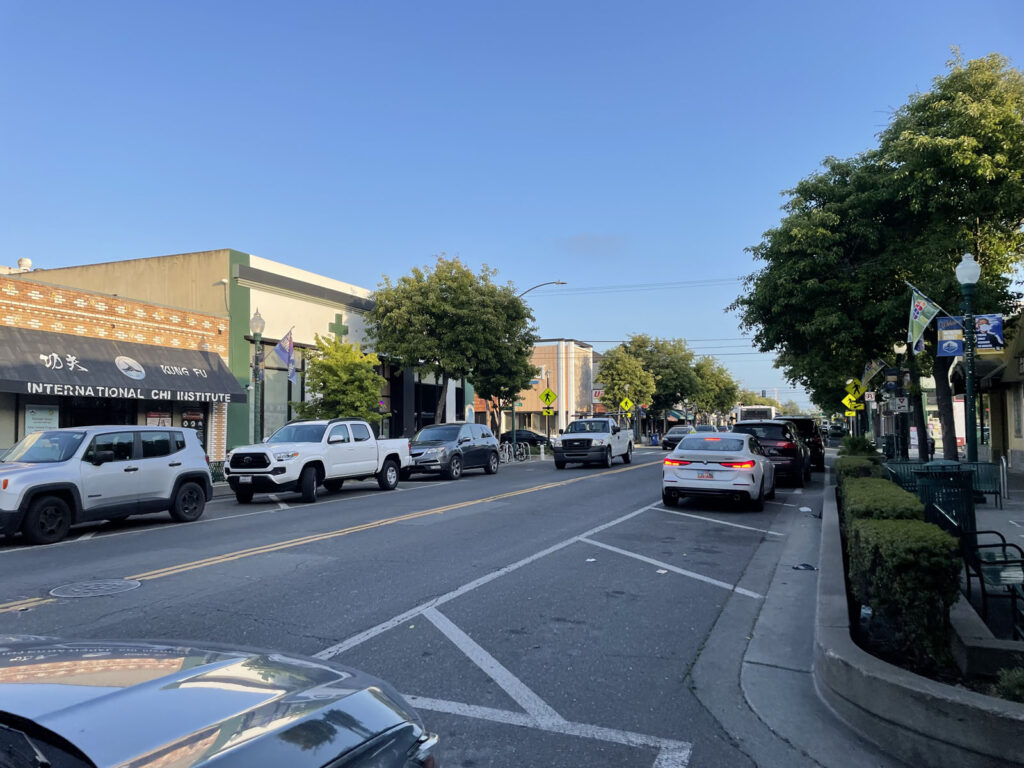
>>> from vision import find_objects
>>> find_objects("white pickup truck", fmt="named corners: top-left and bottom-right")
top-left (224, 418), bottom-right (412, 503)
top-left (550, 418), bottom-right (634, 469)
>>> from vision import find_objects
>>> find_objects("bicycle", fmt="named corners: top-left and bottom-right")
top-left (513, 442), bottom-right (529, 462)
top-left (499, 441), bottom-right (529, 463)
top-left (499, 442), bottom-right (514, 464)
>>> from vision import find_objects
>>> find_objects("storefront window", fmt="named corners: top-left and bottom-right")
top-left (263, 367), bottom-right (291, 438)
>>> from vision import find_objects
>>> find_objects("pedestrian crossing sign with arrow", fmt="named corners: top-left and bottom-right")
top-left (542, 408), bottom-right (554, 416)
top-left (540, 388), bottom-right (558, 406)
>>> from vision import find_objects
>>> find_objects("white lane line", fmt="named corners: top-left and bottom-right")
top-left (656, 507), bottom-right (784, 536)
top-left (765, 502), bottom-right (797, 508)
top-left (314, 503), bottom-right (659, 660)
top-left (76, 531), bottom-right (97, 541)
top-left (578, 538), bottom-right (763, 600)
top-left (423, 607), bottom-right (566, 725)
top-left (404, 695), bottom-right (692, 766)
top-left (269, 494), bottom-right (289, 510)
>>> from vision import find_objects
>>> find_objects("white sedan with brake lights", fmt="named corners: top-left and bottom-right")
top-left (661, 433), bottom-right (776, 510)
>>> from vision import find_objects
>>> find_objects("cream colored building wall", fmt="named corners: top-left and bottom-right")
top-left (248, 255), bottom-right (372, 300)
top-left (248, 287), bottom-right (367, 348)
top-left (21, 250), bottom-right (233, 316)
top-left (573, 345), bottom-right (593, 413)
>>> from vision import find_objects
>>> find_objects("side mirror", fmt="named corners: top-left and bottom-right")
top-left (558, 429), bottom-right (564, 435)
top-left (459, 436), bottom-right (471, 444)
top-left (90, 450), bottom-right (116, 466)
top-left (612, 426), bottom-right (620, 434)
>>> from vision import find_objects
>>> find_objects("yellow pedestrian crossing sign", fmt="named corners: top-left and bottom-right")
top-left (542, 408), bottom-right (554, 416)
top-left (841, 393), bottom-right (860, 410)
top-left (845, 380), bottom-right (866, 399)
top-left (620, 396), bottom-right (634, 412)
top-left (540, 388), bottom-right (558, 406)
top-left (845, 410), bottom-right (856, 417)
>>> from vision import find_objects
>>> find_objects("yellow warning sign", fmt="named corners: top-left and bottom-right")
top-left (620, 396), bottom-right (634, 412)
top-left (845, 410), bottom-right (856, 417)
top-left (540, 388), bottom-right (558, 406)
top-left (845, 380), bottom-right (866, 399)
top-left (542, 408), bottom-right (554, 416)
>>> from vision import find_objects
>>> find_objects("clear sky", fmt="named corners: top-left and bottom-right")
top-left (2, 1), bottom-right (1022, 410)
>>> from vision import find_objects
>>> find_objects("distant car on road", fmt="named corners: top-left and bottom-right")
top-left (406, 422), bottom-right (500, 480)
top-left (775, 415), bottom-right (825, 471)
top-left (662, 432), bottom-right (776, 510)
top-left (0, 425), bottom-right (211, 545)
top-left (694, 425), bottom-right (720, 433)
top-left (499, 429), bottom-right (550, 446)
top-left (0, 636), bottom-right (440, 768)
top-left (660, 424), bottom-right (697, 451)
top-left (829, 423), bottom-right (847, 437)
top-left (731, 419), bottom-right (811, 486)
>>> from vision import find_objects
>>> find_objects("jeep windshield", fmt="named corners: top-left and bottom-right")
top-left (3, 431), bottom-right (85, 463)
top-left (267, 424), bottom-right (328, 443)
top-left (565, 420), bottom-right (611, 433)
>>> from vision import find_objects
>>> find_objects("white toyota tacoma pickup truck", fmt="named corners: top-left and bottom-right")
top-left (225, 418), bottom-right (411, 503)
top-left (551, 417), bottom-right (634, 469)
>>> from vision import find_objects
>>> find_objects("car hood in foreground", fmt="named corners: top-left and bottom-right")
top-left (0, 637), bottom-right (421, 768)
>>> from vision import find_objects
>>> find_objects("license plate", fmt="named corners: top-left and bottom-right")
top-left (239, 476), bottom-right (252, 484)
top-left (697, 471), bottom-right (714, 480)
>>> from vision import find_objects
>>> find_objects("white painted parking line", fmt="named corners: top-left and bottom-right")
top-left (314, 503), bottom-right (659, 660)
top-left (765, 502), bottom-right (797, 508)
top-left (423, 607), bottom-right (566, 726)
top-left (579, 538), bottom-right (764, 599)
top-left (75, 531), bottom-right (96, 541)
top-left (404, 695), bottom-right (692, 767)
top-left (269, 494), bottom-right (289, 510)
top-left (657, 507), bottom-right (784, 536)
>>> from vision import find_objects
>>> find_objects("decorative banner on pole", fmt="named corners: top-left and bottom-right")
top-left (908, 290), bottom-right (940, 346)
top-left (937, 314), bottom-right (1006, 356)
top-left (861, 358), bottom-right (887, 389)
top-left (936, 317), bottom-right (964, 357)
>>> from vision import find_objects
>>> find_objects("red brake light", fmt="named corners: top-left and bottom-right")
top-left (704, 437), bottom-right (721, 441)
top-left (664, 458), bottom-right (691, 466)
top-left (719, 460), bottom-right (755, 469)
top-left (779, 442), bottom-right (796, 450)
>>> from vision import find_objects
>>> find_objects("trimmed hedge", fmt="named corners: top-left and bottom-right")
top-left (848, 518), bottom-right (961, 670)
top-left (835, 456), bottom-right (887, 483)
top-left (843, 477), bottom-right (924, 523)
top-left (993, 668), bottom-right (1024, 704)
top-left (838, 435), bottom-right (880, 457)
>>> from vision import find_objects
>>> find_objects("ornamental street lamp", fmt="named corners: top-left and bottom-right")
top-left (956, 253), bottom-right (982, 462)
top-left (511, 281), bottom-right (566, 453)
top-left (892, 341), bottom-right (907, 460)
top-left (250, 309), bottom-right (266, 444)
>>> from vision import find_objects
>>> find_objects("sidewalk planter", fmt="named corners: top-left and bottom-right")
top-left (835, 456), bottom-right (887, 482)
top-left (817, 474), bottom-right (1024, 767)
top-left (842, 477), bottom-right (924, 524)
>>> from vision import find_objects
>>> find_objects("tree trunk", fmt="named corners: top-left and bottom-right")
top-left (933, 355), bottom-right (958, 460)
top-left (908, 348), bottom-right (929, 461)
top-left (434, 374), bottom-right (450, 424)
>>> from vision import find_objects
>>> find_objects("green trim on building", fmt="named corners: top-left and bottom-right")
top-left (226, 249), bottom-right (251, 450)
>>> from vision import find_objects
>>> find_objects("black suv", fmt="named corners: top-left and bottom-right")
top-left (731, 420), bottom-right (811, 486)
top-left (776, 415), bottom-right (824, 470)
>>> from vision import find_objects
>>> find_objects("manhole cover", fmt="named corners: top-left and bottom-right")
top-left (49, 580), bottom-right (141, 598)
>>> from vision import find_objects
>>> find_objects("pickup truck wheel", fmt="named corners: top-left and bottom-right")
top-left (323, 479), bottom-right (344, 493)
top-left (22, 495), bottom-right (72, 545)
top-left (170, 482), bottom-right (206, 522)
top-left (377, 459), bottom-right (399, 490)
top-left (622, 444), bottom-right (633, 464)
top-left (235, 487), bottom-right (254, 504)
top-left (300, 466), bottom-right (319, 503)
top-left (554, 460), bottom-right (566, 469)
top-left (444, 456), bottom-right (462, 481)
top-left (601, 448), bottom-right (613, 469)
top-left (484, 452), bottom-right (499, 475)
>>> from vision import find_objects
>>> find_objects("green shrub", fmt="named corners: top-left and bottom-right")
top-left (835, 457), bottom-right (887, 483)
top-left (993, 668), bottom-right (1024, 704)
top-left (843, 477), bottom-right (924, 523)
top-left (848, 518), bottom-right (960, 670)
top-left (839, 435), bottom-right (879, 456)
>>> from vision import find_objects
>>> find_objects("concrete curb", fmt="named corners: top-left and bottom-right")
top-left (813, 483), bottom-right (1024, 767)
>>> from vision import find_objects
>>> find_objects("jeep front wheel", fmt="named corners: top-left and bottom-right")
top-left (170, 482), bottom-right (206, 522)
top-left (23, 495), bottom-right (72, 545)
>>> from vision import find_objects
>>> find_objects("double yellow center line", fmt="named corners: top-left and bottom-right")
top-left (0, 460), bottom-right (654, 614)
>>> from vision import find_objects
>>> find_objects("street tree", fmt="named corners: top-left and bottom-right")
top-left (291, 334), bottom-right (386, 423)
top-left (367, 256), bottom-right (537, 423)
top-left (736, 389), bottom-right (780, 408)
top-left (733, 53), bottom-right (1024, 457)
top-left (620, 334), bottom-right (699, 415)
top-left (691, 357), bottom-right (740, 418)
top-left (597, 348), bottom-right (655, 423)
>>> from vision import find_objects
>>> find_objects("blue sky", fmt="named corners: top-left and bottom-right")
top-left (2, 1), bottom-right (1023, 409)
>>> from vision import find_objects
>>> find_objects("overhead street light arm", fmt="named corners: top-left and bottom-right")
top-left (517, 281), bottom-right (566, 298)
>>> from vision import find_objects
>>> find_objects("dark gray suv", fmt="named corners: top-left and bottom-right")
top-left (403, 422), bottom-right (500, 480)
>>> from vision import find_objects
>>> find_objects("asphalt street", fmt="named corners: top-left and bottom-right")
top-left (0, 448), bottom-right (833, 767)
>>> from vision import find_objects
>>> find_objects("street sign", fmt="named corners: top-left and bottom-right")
top-left (893, 396), bottom-right (909, 413)
top-left (620, 396), bottom-right (634, 412)
top-left (845, 409), bottom-right (856, 417)
top-left (845, 380), bottom-right (867, 399)
top-left (851, 402), bottom-right (865, 411)
top-left (540, 388), bottom-right (558, 406)
top-left (516, 401), bottom-right (524, 407)
top-left (841, 393), bottom-right (859, 410)
top-left (863, 391), bottom-right (875, 402)
top-left (542, 408), bottom-right (554, 416)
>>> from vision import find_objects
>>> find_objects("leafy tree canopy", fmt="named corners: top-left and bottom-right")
top-left (597, 348), bottom-right (655, 415)
top-left (620, 334), bottom-right (699, 413)
top-left (692, 357), bottom-right (740, 415)
top-left (291, 335), bottom-right (386, 423)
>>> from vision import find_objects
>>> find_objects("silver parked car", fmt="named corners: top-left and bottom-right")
top-left (0, 425), bottom-right (212, 545)
top-left (0, 635), bottom-right (440, 767)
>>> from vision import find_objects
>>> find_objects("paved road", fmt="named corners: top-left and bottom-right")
top-left (0, 449), bottom-right (829, 767)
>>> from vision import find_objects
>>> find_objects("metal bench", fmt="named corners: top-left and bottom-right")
top-left (959, 461), bottom-right (1003, 508)
top-left (882, 459), bottom-right (926, 493)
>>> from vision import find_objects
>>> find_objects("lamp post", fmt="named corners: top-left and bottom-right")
top-left (250, 309), bottom-right (266, 444)
top-left (956, 253), bottom-right (982, 462)
top-left (892, 341), bottom-right (907, 460)
top-left (512, 281), bottom-right (566, 453)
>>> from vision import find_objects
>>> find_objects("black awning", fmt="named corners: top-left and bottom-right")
top-left (0, 326), bottom-right (247, 403)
